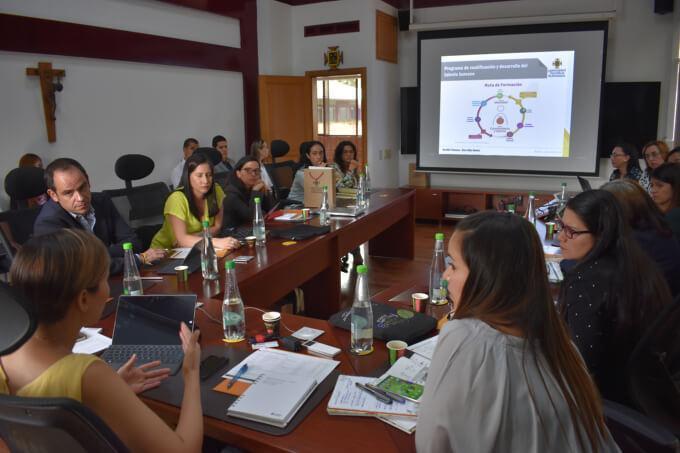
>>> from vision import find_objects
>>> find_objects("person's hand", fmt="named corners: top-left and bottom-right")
top-left (180, 322), bottom-right (201, 377)
top-left (142, 248), bottom-right (166, 264)
top-left (348, 160), bottom-right (360, 172)
top-left (252, 180), bottom-right (266, 192)
top-left (117, 354), bottom-right (171, 394)
top-left (214, 236), bottom-right (241, 251)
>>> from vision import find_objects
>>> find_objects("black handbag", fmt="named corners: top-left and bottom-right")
top-left (269, 224), bottom-right (330, 241)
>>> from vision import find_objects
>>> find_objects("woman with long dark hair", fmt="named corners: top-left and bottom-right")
top-left (558, 190), bottom-right (671, 404)
top-left (608, 142), bottom-right (642, 182)
top-left (601, 179), bottom-right (680, 296)
top-left (287, 141), bottom-right (327, 203)
top-left (332, 140), bottom-right (359, 189)
top-left (222, 156), bottom-right (276, 229)
top-left (417, 211), bottom-right (618, 452)
top-left (651, 163), bottom-right (680, 238)
top-left (151, 152), bottom-right (240, 250)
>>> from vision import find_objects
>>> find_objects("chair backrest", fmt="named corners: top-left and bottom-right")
top-left (628, 295), bottom-right (680, 435)
top-left (0, 206), bottom-right (42, 255)
top-left (213, 172), bottom-right (230, 193)
top-left (103, 183), bottom-right (169, 226)
top-left (603, 399), bottom-right (679, 452)
top-left (5, 167), bottom-right (47, 210)
top-left (270, 139), bottom-right (290, 163)
top-left (193, 147), bottom-right (223, 167)
top-left (0, 395), bottom-right (129, 453)
top-left (0, 282), bottom-right (35, 355)
top-left (266, 161), bottom-right (298, 200)
top-left (114, 154), bottom-right (155, 190)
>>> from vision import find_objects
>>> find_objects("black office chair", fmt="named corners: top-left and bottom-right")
top-left (104, 154), bottom-right (169, 249)
top-left (266, 140), bottom-right (298, 199)
top-left (604, 399), bottom-right (679, 452)
top-left (628, 296), bottom-right (680, 436)
top-left (0, 282), bottom-right (129, 452)
top-left (0, 167), bottom-right (46, 264)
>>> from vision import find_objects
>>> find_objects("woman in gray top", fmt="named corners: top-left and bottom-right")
top-left (416, 212), bottom-right (619, 453)
top-left (287, 141), bottom-right (327, 203)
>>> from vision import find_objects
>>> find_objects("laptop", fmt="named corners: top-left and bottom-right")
top-left (577, 176), bottom-right (593, 192)
top-left (100, 294), bottom-right (197, 375)
top-left (156, 242), bottom-right (201, 275)
top-left (328, 205), bottom-right (367, 217)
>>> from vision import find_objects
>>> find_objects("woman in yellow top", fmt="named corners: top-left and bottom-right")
top-left (152, 152), bottom-right (240, 250)
top-left (1, 229), bottom-right (203, 452)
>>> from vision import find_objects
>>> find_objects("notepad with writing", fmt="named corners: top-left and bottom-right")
top-left (227, 374), bottom-right (318, 428)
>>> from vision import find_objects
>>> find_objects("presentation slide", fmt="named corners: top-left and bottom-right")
top-left (417, 22), bottom-right (607, 176)
top-left (438, 51), bottom-right (574, 158)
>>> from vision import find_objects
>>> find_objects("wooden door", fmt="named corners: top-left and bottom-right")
top-left (258, 75), bottom-right (312, 163)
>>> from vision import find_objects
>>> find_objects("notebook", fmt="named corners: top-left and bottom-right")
top-left (156, 242), bottom-right (201, 275)
top-left (100, 294), bottom-right (197, 375)
top-left (327, 205), bottom-right (366, 217)
top-left (326, 375), bottom-right (418, 418)
top-left (227, 374), bottom-right (318, 428)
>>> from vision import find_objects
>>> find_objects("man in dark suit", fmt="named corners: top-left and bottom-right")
top-left (33, 158), bottom-right (165, 274)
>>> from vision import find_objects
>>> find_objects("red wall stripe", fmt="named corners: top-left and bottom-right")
top-left (304, 20), bottom-right (360, 37)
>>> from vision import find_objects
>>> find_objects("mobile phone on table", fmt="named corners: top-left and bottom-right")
top-left (200, 355), bottom-right (229, 380)
top-left (375, 375), bottom-right (424, 403)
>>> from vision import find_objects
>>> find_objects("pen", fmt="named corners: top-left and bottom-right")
top-left (140, 276), bottom-right (164, 280)
top-left (227, 364), bottom-right (248, 389)
top-left (366, 383), bottom-right (406, 404)
top-left (355, 382), bottom-right (392, 404)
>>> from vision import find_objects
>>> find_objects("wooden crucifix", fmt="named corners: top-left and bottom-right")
top-left (26, 62), bottom-right (65, 143)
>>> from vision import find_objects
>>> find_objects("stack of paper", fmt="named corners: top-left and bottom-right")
top-left (327, 375), bottom-right (419, 418)
top-left (72, 327), bottom-right (112, 354)
top-left (407, 335), bottom-right (439, 361)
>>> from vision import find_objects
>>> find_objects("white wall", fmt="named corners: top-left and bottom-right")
top-left (257, 0), bottom-right (401, 188)
top-left (0, 1), bottom-right (246, 210)
top-left (398, 0), bottom-right (680, 192)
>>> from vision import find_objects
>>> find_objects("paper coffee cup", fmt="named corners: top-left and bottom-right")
top-left (262, 311), bottom-right (281, 336)
top-left (386, 340), bottom-right (408, 365)
top-left (245, 236), bottom-right (256, 247)
top-left (174, 265), bottom-right (188, 282)
top-left (411, 293), bottom-right (428, 313)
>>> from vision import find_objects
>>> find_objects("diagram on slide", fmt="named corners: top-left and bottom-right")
top-left (438, 50), bottom-right (574, 158)
top-left (471, 90), bottom-right (532, 139)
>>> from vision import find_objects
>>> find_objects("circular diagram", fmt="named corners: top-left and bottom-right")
top-left (474, 92), bottom-right (527, 138)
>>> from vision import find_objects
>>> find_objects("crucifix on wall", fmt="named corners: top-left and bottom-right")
top-left (26, 62), bottom-right (65, 143)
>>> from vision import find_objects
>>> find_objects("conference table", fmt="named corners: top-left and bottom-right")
top-left (101, 188), bottom-right (420, 452)
top-left (145, 188), bottom-right (415, 320)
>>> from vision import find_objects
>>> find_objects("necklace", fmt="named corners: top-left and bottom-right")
top-left (308, 170), bottom-right (326, 186)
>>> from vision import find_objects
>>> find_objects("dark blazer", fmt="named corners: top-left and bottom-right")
top-left (33, 193), bottom-right (142, 275)
top-left (222, 175), bottom-right (275, 229)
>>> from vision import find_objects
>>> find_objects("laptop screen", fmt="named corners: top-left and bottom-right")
top-left (112, 295), bottom-right (196, 345)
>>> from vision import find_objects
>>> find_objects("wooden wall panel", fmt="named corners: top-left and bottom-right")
top-left (376, 10), bottom-right (398, 64)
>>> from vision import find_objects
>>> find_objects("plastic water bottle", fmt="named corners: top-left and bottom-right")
top-left (525, 192), bottom-right (537, 227)
top-left (319, 185), bottom-right (329, 225)
top-left (253, 197), bottom-right (266, 246)
top-left (429, 233), bottom-right (447, 305)
top-left (364, 164), bottom-right (371, 193)
top-left (356, 174), bottom-right (366, 208)
top-left (122, 242), bottom-right (143, 295)
top-left (201, 220), bottom-right (219, 280)
top-left (557, 183), bottom-right (568, 216)
top-left (222, 260), bottom-right (245, 343)
top-left (350, 264), bottom-right (373, 355)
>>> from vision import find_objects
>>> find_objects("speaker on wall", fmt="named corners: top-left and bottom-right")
top-left (401, 87), bottom-right (418, 155)
top-left (654, 0), bottom-right (674, 14)
top-left (398, 10), bottom-right (410, 31)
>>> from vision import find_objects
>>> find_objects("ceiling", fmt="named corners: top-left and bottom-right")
top-left (278, 0), bottom-right (513, 9)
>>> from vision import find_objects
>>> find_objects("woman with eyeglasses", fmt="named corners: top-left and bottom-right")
top-left (151, 152), bottom-right (241, 251)
top-left (222, 156), bottom-right (276, 229)
top-left (639, 140), bottom-right (670, 192)
top-left (417, 211), bottom-right (619, 453)
top-left (608, 143), bottom-right (642, 183)
top-left (651, 162), bottom-right (680, 239)
top-left (557, 190), bottom-right (671, 405)
top-left (601, 179), bottom-right (680, 297)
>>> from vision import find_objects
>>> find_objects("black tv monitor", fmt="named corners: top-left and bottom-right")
top-left (599, 82), bottom-right (660, 158)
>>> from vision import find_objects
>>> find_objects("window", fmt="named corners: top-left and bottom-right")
top-left (314, 75), bottom-right (362, 136)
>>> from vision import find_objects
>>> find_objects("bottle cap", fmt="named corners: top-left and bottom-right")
top-left (435, 233), bottom-right (444, 241)
top-left (357, 264), bottom-right (368, 274)
top-left (254, 197), bottom-right (261, 204)
top-left (323, 185), bottom-right (328, 192)
top-left (202, 220), bottom-right (209, 227)
top-left (529, 191), bottom-right (535, 196)
top-left (561, 182), bottom-right (567, 186)
top-left (122, 242), bottom-right (133, 250)
top-left (225, 260), bottom-right (235, 270)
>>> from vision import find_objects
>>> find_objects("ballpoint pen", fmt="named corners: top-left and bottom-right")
top-left (227, 363), bottom-right (249, 389)
top-left (355, 382), bottom-right (392, 404)
top-left (365, 383), bottom-right (407, 404)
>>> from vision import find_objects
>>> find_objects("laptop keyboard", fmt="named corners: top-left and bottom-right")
top-left (101, 345), bottom-right (184, 365)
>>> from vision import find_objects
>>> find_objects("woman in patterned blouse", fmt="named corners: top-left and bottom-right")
top-left (639, 140), bottom-right (670, 192)
top-left (557, 190), bottom-right (671, 405)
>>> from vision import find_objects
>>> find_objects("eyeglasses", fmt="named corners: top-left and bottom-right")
top-left (644, 151), bottom-right (662, 159)
top-left (555, 218), bottom-right (591, 239)
top-left (241, 168), bottom-right (261, 176)
top-left (610, 152), bottom-right (626, 158)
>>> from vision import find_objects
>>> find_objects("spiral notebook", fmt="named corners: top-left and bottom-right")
top-left (227, 374), bottom-right (318, 428)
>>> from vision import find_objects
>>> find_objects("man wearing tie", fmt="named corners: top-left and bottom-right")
top-left (33, 158), bottom-right (165, 274)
